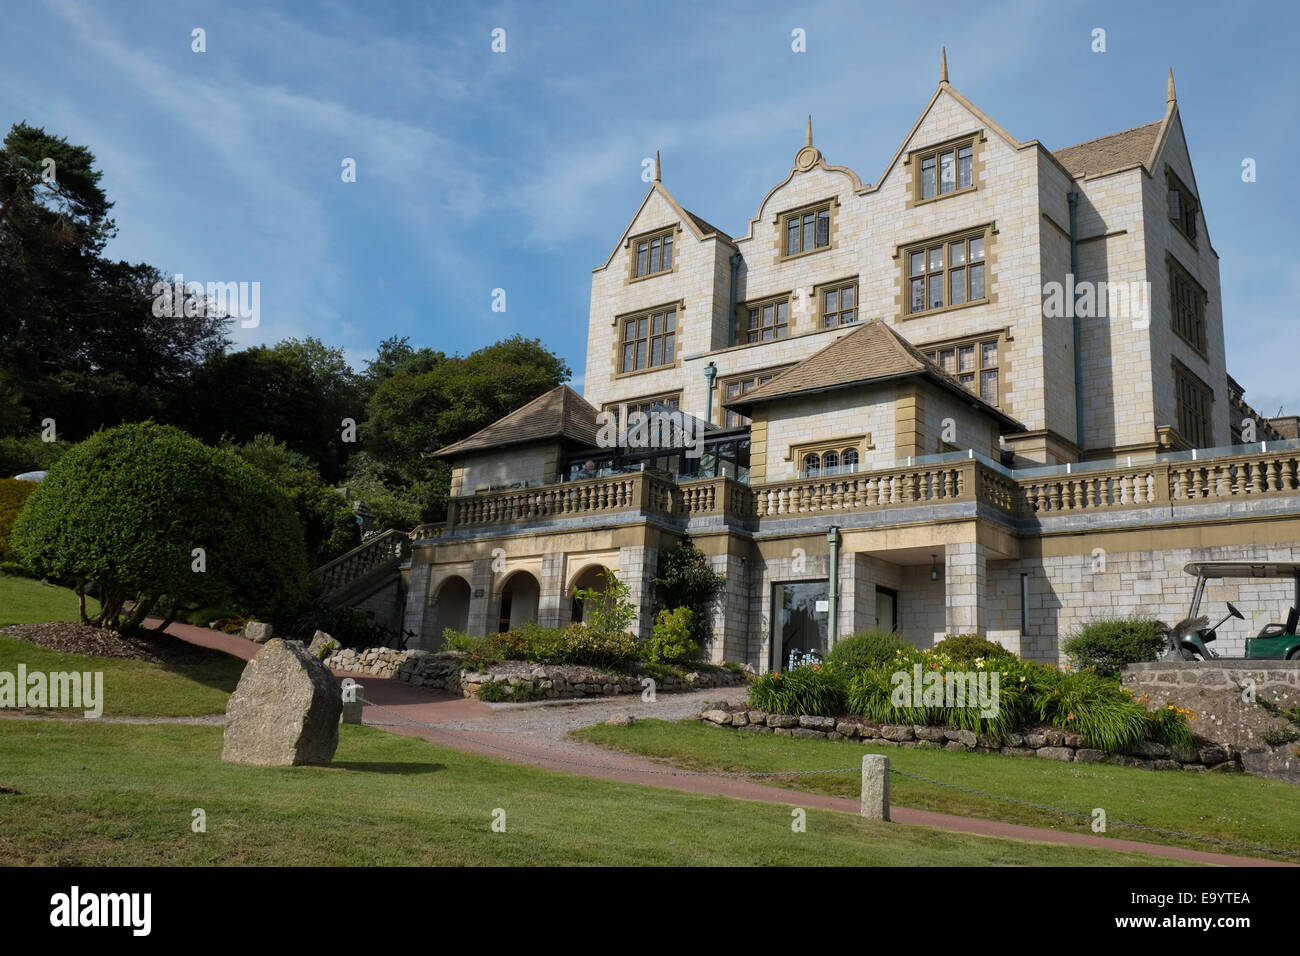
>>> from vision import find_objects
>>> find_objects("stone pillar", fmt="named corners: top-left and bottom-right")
top-left (618, 546), bottom-right (657, 641)
top-left (860, 754), bottom-right (890, 821)
top-left (839, 552), bottom-right (874, 638)
top-left (945, 542), bottom-right (988, 637)
top-left (466, 557), bottom-right (495, 636)
top-left (537, 550), bottom-right (567, 628)
top-left (402, 555), bottom-right (433, 649)
top-left (706, 550), bottom-right (750, 665)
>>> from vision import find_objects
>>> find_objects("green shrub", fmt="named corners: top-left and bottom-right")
top-left (476, 679), bottom-right (508, 702)
top-left (0, 435), bottom-right (71, 477)
top-left (0, 477), bottom-right (37, 562)
top-left (9, 422), bottom-right (309, 629)
top-left (573, 568), bottom-right (636, 636)
top-left (932, 633), bottom-right (1016, 664)
top-left (652, 535), bottom-right (725, 647)
top-left (1146, 703), bottom-right (1197, 753)
top-left (1032, 667), bottom-right (1153, 751)
top-left (825, 630), bottom-right (912, 676)
top-left (445, 622), bottom-right (640, 671)
top-left (647, 607), bottom-right (700, 665)
top-left (748, 665), bottom-right (848, 716)
top-left (1063, 618), bottom-right (1168, 678)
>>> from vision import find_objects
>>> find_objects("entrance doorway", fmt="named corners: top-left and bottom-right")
top-left (772, 580), bottom-right (829, 671)
top-left (875, 586), bottom-right (898, 632)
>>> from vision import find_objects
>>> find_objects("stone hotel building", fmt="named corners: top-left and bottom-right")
top-left (318, 56), bottom-right (1300, 669)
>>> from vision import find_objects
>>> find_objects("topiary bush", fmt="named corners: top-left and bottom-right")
top-left (0, 477), bottom-right (37, 562)
top-left (1063, 618), bottom-right (1168, 678)
top-left (647, 607), bottom-right (700, 665)
top-left (825, 630), bottom-right (912, 676)
top-left (9, 422), bottom-right (309, 630)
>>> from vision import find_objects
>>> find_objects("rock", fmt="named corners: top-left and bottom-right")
top-left (1042, 729), bottom-right (1065, 748)
top-left (773, 727), bottom-right (792, 736)
top-left (1153, 759), bottom-right (1182, 771)
top-left (1207, 760), bottom-right (1241, 773)
top-left (1063, 733), bottom-right (1086, 748)
top-left (916, 740), bottom-right (942, 750)
top-left (790, 728), bottom-right (827, 739)
top-left (914, 726), bottom-right (948, 742)
top-left (1075, 748), bottom-right (1107, 763)
top-left (767, 714), bottom-right (799, 728)
top-left (1197, 745), bottom-right (1229, 766)
top-left (976, 733), bottom-right (1001, 749)
top-left (748, 711), bottom-right (767, 725)
top-left (1036, 747), bottom-right (1075, 762)
top-left (943, 741), bottom-right (967, 752)
top-left (731, 713), bottom-right (749, 727)
top-left (1000, 747), bottom-right (1036, 758)
top-left (308, 630), bottom-right (339, 660)
top-left (244, 621), bottom-right (274, 644)
top-left (1005, 732), bottom-right (1024, 747)
top-left (880, 724), bottom-right (914, 742)
top-left (827, 732), bottom-right (844, 742)
top-left (745, 724), bottom-right (774, 733)
top-left (222, 639), bottom-right (341, 766)
top-left (1023, 733), bottom-right (1046, 749)
top-left (701, 709), bottom-right (732, 725)
top-left (1126, 740), bottom-right (1170, 759)
top-left (605, 713), bottom-right (636, 727)
top-left (798, 715), bottom-right (836, 731)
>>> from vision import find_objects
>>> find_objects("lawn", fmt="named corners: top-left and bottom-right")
top-left (0, 573), bottom-right (98, 626)
top-left (573, 719), bottom-right (1300, 863)
top-left (0, 719), bottom-right (1186, 866)
top-left (0, 634), bottom-right (242, 717)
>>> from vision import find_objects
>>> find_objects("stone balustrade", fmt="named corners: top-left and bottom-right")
top-left (310, 529), bottom-right (411, 597)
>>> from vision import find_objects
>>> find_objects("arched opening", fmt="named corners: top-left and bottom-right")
top-left (429, 575), bottom-right (471, 647)
top-left (568, 564), bottom-right (612, 625)
top-left (497, 570), bottom-right (540, 632)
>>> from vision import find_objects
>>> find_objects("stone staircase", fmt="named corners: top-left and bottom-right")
top-left (310, 528), bottom-right (413, 604)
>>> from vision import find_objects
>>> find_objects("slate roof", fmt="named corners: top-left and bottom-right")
top-left (684, 208), bottom-right (730, 240)
top-left (433, 385), bottom-right (601, 457)
top-left (725, 319), bottom-right (1022, 429)
top-left (1051, 120), bottom-right (1163, 179)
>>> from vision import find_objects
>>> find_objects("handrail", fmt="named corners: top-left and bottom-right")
top-left (310, 528), bottom-right (411, 596)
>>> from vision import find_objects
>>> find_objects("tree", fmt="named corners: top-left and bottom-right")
top-left (0, 123), bottom-right (231, 439)
top-left (362, 335), bottom-right (570, 521)
top-left (9, 423), bottom-right (309, 630)
top-left (178, 337), bottom-right (363, 482)
top-left (652, 536), bottom-right (725, 649)
top-left (227, 434), bottom-right (361, 567)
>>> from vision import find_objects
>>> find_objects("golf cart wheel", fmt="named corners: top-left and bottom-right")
top-left (1178, 647), bottom-right (1201, 661)
top-left (1288, 648), bottom-right (1300, 661)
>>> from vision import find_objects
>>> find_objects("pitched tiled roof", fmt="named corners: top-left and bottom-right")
top-left (1052, 120), bottom-right (1163, 179)
top-left (684, 208), bottom-right (731, 240)
top-left (433, 385), bottom-right (601, 457)
top-left (725, 319), bottom-right (1022, 429)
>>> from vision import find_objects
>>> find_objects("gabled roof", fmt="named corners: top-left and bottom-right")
top-left (433, 385), bottom-right (601, 458)
top-left (725, 319), bottom-right (1023, 430)
top-left (595, 181), bottom-right (735, 272)
top-left (1052, 120), bottom-right (1164, 179)
top-left (684, 209), bottom-right (728, 239)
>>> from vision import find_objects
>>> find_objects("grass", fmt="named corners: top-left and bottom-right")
top-left (0, 634), bottom-right (243, 717)
top-left (0, 573), bottom-right (98, 626)
top-left (573, 719), bottom-right (1300, 863)
top-left (0, 719), bottom-right (1187, 866)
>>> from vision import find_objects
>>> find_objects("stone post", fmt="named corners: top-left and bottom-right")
top-left (860, 754), bottom-right (890, 821)
top-left (944, 541), bottom-right (988, 636)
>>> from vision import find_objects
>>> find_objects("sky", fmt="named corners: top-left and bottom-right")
top-left (2, 0), bottom-right (1297, 414)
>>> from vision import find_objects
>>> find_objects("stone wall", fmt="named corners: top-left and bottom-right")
top-left (697, 704), bottom-right (1242, 773)
top-left (1122, 660), bottom-right (1300, 783)
top-left (324, 646), bottom-right (747, 700)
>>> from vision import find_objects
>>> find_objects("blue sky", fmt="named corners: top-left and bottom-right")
top-left (3, 0), bottom-right (1297, 414)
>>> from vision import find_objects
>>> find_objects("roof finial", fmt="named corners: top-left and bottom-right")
top-left (654, 149), bottom-right (661, 183)
top-left (806, 115), bottom-right (813, 147)
top-left (1166, 67), bottom-right (1176, 105)
top-left (940, 46), bottom-right (948, 84)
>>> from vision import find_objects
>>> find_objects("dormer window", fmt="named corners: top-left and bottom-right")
top-left (781, 202), bottom-right (832, 258)
top-left (914, 136), bottom-right (977, 203)
top-left (1167, 169), bottom-right (1198, 242)
top-left (632, 229), bottom-right (674, 279)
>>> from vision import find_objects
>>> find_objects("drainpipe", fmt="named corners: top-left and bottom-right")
top-left (727, 252), bottom-right (742, 347)
top-left (826, 525), bottom-right (841, 647)
top-left (1068, 191), bottom-right (1084, 454)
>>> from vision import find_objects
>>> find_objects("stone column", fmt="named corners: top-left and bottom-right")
top-left (466, 557), bottom-right (495, 636)
top-left (706, 550), bottom-right (750, 665)
top-left (618, 545), bottom-right (657, 641)
top-left (402, 552), bottom-right (434, 649)
top-left (944, 542), bottom-right (988, 637)
top-left (537, 550), bottom-right (568, 628)
top-left (839, 552), bottom-right (875, 638)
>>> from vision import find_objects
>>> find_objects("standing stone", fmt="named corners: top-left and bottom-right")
top-left (222, 639), bottom-right (342, 766)
top-left (308, 630), bottom-right (339, 660)
top-left (244, 621), bottom-right (274, 644)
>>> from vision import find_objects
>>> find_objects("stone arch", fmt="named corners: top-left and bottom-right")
top-left (428, 575), bottom-right (471, 648)
top-left (567, 563), bottom-right (614, 625)
top-left (495, 569), bottom-right (541, 632)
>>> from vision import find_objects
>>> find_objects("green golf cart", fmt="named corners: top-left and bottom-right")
top-left (1170, 562), bottom-right (1300, 661)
